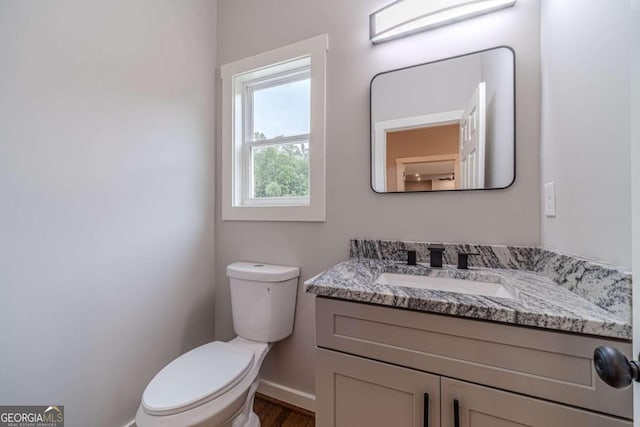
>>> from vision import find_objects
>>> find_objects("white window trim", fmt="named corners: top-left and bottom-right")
top-left (221, 34), bottom-right (328, 222)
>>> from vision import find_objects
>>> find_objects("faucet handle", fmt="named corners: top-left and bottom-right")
top-left (457, 253), bottom-right (480, 270)
top-left (402, 249), bottom-right (417, 266)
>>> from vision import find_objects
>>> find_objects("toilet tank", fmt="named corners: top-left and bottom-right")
top-left (226, 262), bottom-right (300, 343)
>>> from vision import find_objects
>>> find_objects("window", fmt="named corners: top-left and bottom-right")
top-left (245, 69), bottom-right (310, 204)
top-left (221, 35), bottom-right (327, 221)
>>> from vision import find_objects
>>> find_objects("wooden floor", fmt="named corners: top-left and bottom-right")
top-left (254, 393), bottom-right (315, 427)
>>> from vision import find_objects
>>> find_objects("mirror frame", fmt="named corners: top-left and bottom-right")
top-left (370, 45), bottom-right (517, 194)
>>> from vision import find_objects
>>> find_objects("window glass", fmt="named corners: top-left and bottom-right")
top-left (252, 78), bottom-right (310, 140)
top-left (251, 142), bottom-right (310, 198)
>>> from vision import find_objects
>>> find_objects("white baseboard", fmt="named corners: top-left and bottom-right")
top-left (257, 379), bottom-right (316, 413)
top-left (122, 420), bottom-right (136, 427)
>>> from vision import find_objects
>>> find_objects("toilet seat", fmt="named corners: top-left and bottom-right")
top-left (142, 341), bottom-right (255, 416)
top-left (136, 338), bottom-right (270, 427)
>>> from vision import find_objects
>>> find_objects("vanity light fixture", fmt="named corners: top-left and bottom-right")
top-left (370, 0), bottom-right (517, 44)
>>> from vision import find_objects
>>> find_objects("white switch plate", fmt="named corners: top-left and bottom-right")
top-left (544, 182), bottom-right (556, 217)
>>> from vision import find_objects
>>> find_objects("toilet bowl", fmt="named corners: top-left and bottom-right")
top-left (136, 262), bottom-right (300, 427)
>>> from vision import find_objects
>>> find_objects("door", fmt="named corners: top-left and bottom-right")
top-left (459, 82), bottom-right (486, 189)
top-left (632, 1), bottom-right (640, 422)
top-left (441, 378), bottom-right (631, 427)
top-left (316, 348), bottom-right (440, 427)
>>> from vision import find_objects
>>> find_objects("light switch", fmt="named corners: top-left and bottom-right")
top-left (544, 182), bottom-right (556, 217)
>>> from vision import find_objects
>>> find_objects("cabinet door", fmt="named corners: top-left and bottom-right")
top-left (441, 378), bottom-right (632, 427)
top-left (316, 348), bottom-right (440, 427)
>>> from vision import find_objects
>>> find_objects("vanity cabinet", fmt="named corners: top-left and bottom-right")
top-left (317, 349), bottom-right (630, 427)
top-left (315, 297), bottom-right (633, 427)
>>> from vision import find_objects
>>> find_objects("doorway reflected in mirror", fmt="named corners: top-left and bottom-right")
top-left (386, 124), bottom-right (459, 192)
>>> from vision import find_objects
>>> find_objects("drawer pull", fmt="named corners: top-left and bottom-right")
top-left (454, 399), bottom-right (460, 427)
top-left (423, 393), bottom-right (429, 427)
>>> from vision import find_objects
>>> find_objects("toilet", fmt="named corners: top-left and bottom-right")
top-left (135, 262), bottom-right (300, 427)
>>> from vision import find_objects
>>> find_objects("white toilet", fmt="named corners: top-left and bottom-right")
top-left (135, 262), bottom-right (300, 427)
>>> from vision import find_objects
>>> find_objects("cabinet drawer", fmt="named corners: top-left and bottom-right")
top-left (316, 297), bottom-right (632, 419)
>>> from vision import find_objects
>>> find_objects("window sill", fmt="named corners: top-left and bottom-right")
top-left (222, 204), bottom-right (325, 222)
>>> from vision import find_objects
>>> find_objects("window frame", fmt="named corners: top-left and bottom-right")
top-left (221, 34), bottom-right (328, 222)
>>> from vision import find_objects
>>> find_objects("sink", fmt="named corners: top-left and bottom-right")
top-left (375, 272), bottom-right (515, 300)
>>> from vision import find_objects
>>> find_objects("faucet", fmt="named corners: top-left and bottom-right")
top-left (428, 244), bottom-right (445, 268)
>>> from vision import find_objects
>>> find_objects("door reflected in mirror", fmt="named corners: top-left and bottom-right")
top-left (371, 47), bottom-right (515, 193)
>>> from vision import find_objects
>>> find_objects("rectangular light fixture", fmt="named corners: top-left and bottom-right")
top-left (370, 0), bottom-right (517, 44)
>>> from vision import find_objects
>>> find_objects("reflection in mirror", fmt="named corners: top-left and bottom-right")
top-left (371, 47), bottom-right (515, 193)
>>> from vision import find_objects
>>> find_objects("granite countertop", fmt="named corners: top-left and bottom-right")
top-left (304, 258), bottom-right (631, 340)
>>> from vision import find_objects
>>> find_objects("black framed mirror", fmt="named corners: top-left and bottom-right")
top-left (371, 46), bottom-right (516, 193)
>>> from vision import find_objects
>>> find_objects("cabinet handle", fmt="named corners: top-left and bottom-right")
top-left (453, 399), bottom-right (460, 427)
top-left (593, 346), bottom-right (640, 388)
top-left (423, 393), bottom-right (429, 427)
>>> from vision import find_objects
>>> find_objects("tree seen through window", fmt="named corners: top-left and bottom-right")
top-left (252, 131), bottom-right (309, 198)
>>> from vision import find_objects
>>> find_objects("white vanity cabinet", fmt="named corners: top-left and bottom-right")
top-left (315, 298), bottom-right (633, 427)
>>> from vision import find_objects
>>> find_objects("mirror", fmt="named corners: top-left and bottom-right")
top-left (371, 47), bottom-right (515, 193)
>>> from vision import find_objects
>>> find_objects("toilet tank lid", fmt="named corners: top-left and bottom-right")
top-left (227, 262), bottom-right (300, 282)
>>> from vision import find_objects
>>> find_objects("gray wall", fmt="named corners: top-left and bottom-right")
top-left (0, 1), bottom-right (217, 426)
top-left (216, 0), bottom-right (541, 395)
top-left (541, 0), bottom-right (632, 268)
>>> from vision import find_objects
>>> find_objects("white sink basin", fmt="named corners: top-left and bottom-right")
top-left (375, 272), bottom-right (515, 300)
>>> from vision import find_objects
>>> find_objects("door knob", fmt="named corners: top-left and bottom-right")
top-left (593, 346), bottom-right (640, 388)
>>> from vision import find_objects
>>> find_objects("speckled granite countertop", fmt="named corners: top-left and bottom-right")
top-left (305, 241), bottom-right (632, 340)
